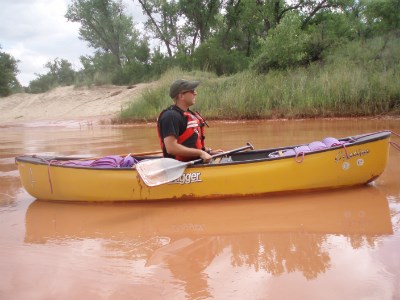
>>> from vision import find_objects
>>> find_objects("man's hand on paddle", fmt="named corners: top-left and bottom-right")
top-left (209, 149), bottom-right (224, 155)
top-left (199, 150), bottom-right (212, 163)
top-left (201, 148), bottom-right (224, 163)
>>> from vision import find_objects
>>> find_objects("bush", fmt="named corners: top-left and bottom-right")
top-left (117, 35), bottom-right (400, 121)
top-left (251, 13), bottom-right (310, 73)
top-left (27, 74), bottom-right (57, 94)
top-left (192, 38), bottom-right (250, 75)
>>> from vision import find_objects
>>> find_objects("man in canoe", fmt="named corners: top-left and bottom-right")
top-left (157, 79), bottom-right (221, 162)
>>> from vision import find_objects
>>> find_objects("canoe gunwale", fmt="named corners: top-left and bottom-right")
top-left (15, 130), bottom-right (391, 171)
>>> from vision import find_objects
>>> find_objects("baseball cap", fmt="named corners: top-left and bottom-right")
top-left (169, 79), bottom-right (200, 98)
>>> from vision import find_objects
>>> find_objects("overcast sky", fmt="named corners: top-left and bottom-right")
top-left (0, 0), bottom-right (146, 86)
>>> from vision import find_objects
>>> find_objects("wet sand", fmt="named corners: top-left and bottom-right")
top-left (1, 119), bottom-right (400, 299)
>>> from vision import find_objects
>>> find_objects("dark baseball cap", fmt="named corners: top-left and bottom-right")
top-left (169, 79), bottom-right (200, 98)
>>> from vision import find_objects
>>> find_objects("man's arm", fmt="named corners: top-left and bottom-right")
top-left (164, 135), bottom-right (212, 162)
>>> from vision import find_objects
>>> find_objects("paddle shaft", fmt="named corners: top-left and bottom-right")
top-left (137, 143), bottom-right (255, 186)
top-left (188, 142), bottom-right (254, 165)
top-left (148, 143), bottom-right (254, 175)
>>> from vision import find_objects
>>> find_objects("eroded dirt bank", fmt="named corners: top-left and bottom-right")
top-left (0, 83), bottom-right (154, 125)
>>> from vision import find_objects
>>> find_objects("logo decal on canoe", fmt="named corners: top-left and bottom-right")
top-left (335, 149), bottom-right (369, 162)
top-left (170, 172), bottom-right (202, 185)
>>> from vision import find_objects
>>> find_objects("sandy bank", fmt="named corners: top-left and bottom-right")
top-left (0, 83), bottom-right (154, 125)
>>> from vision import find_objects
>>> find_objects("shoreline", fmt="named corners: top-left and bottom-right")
top-left (2, 115), bottom-right (399, 130)
top-left (1, 84), bottom-right (399, 128)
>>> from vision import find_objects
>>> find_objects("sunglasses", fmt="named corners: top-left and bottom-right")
top-left (181, 90), bottom-right (196, 95)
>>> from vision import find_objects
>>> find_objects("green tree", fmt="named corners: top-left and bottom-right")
top-left (251, 12), bottom-right (311, 73)
top-left (136, 0), bottom-right (181, 57)
top-left (28, 73), bottom-right (56, 94)
top-left (195, 0), bottom-right (343, 74)
top-left (137, 0), bottom-right (222, 57)
top-left (305, 10), bottom-right (355, 62)
top-left (149, 47), bottom-right (173, 77)
top-left (179, 0), bottom-right (222, 52)
top-left (27, 58), bottom-right (76, 93)
top-left (192, 37), bottom-right (249, 75)
top-left (79, 52), bottom-right (118, 85)
top-left (66, 0), bottom-right (136, 67)
top-left (67, 0), bottom-right (149, 84)
top-left (0, 46), bottom-right (21, 97)
top-left (113, 38), bottom-right (152, 84)
top-left (45, 58), bottom-right (76, 85)
top-left (364, 0), bottom-right (400, 35)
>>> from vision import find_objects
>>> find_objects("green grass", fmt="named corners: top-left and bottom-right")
top-left (114, 37), bottom-right (400, 123)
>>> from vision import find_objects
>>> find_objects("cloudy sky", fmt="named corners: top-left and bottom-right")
top-left (0, 0), bottom-right (146, 86)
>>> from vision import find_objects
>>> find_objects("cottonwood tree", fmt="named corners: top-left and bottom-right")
top-left (179, 0), bottom-right (222, 53)
top-left (136, 0), bottom-right (181, 57)
top-left (66, 0), bottom-right (139, 67)
top-left (66, 0), bottom-right (151, 84)
top-left (136, 0), bottom-right (222, 56)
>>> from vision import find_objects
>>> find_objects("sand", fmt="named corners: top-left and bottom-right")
top-left (0, 83), bottom-right (155, 125)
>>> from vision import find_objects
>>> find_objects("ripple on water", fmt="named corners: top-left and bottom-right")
top-left (0, 170), bottom-right (19, 178)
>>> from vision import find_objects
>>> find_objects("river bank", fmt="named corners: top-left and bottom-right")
top-left (1, 77), bottom-right (399, 128)
top-left (0, 83), bottom-right (155, 125)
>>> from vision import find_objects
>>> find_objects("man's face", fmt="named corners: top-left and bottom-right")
top-left (180, 90), bottom-right (197, 106)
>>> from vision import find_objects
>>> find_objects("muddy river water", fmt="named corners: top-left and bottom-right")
top-left (1, 119), bottom-right (399, 299)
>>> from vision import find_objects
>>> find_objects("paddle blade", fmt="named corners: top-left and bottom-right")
top-left (136, 158), bottom-right (189, 186)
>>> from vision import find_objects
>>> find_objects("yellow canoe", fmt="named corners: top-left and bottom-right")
top-left (16, 131), bottom-right (391, 202)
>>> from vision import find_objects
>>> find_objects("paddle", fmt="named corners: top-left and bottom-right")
top-left (136, 143), bottom-right (254, 187)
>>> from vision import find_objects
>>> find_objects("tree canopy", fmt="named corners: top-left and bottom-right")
top-left (13, 0), bottom-right (400, 93)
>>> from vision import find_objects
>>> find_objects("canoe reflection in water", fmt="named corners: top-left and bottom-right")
top-left (25, 187), bottom-right (393, 287)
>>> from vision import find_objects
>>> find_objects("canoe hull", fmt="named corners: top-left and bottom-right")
top-left (16, 131), bottom-right (391, 202)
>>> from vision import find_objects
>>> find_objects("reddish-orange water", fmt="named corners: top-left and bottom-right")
top-left (1, 119), bottom-right (400, 299)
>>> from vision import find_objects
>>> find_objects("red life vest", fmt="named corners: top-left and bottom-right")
top-left (157, 106), bottom-right (206, 161)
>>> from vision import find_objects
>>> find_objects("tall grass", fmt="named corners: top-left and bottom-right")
top-left (114, 68), bottom-right (218, 122)
top-left (115, 37), bottom-right (400, 122)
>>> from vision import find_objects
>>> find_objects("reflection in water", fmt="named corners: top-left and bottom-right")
top-left (0, 177), bottom-right (23, 209)
top-left (25, 187), bottom-right (392, 296)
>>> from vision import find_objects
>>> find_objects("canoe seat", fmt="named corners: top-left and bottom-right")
top-left (210, 156), bottom-right (232, 164)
